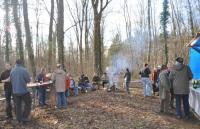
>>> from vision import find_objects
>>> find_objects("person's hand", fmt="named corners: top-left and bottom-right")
top-left (2, 77), bottom-right (10, 83)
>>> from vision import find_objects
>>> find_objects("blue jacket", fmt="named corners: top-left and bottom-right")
top-left (10, 64), bottom-right (31, 95)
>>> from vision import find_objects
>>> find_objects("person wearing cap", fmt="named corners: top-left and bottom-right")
top-left (169, 57), bottom-right (193, 119)
top-left (10, 59), bottom-right (32, 123)
top-left (52, 64), bottom-right (67, 108)
top-left (159, 65), bottom-right (171, 113)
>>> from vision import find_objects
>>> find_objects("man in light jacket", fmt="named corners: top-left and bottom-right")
top-left (169, 57), bottom-right (193, 119)
top-left (159, 65), bottom-right (170, 113)
top-left (52, 64), bottom-right (67, 108)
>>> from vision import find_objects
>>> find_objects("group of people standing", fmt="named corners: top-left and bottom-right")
top-left (140, 57), bottom-right (193, 119)
top-left (0, 60), bottom-right (32, 124)
top-left (0, 56), bottom-right (193, 125)
top-left (0, 60), bottom-right (78, 124)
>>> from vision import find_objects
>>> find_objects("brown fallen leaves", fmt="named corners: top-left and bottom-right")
top-left (0, 85), bottom-right (199, 129)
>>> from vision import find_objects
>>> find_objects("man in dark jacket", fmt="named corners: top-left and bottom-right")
top-left (0, 63), bottom-right (13, 119)
top-left (169, 57), bottom-right (193, 119)
top-left (92, 73), bottom-right (101, 90)
top-left (139, 64), bottom-right (152, 97)
top-left (124, 68), bottom-right (131, 94)
top-left (10, 59), bottom-right (32, 123)
top-left (36, 68), bottom-right (47, 106)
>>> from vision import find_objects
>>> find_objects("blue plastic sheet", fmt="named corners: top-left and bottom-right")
top-left (190, 38), bottom-right (200, 79)
top-left (191, 37), bottom-right (200, 47)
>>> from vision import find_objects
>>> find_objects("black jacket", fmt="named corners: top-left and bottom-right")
top-left (0, 69), bottom-right (12, 92)
top-left (140, 67), bottom-right (151, 78)
top-left (124, 71), bottom-right (131, 82)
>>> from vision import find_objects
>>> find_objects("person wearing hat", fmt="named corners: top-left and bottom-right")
top-left (169, 57), bottom-right (193, 119)
top-left (52, 64), bottom-right (67, 108)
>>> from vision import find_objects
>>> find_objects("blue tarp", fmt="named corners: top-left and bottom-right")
top-left (190, 38), bottom-right (200, 79)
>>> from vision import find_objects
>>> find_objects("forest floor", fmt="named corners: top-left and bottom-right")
top-left (0, 83), bottom-right (200, 129)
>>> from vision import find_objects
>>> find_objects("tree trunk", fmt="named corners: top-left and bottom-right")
top-left (0, 32), bottom-right (2, 66)
top-left (164, 39), bottom-right (168, 65)
top-left (52, 31), bottom-right (57, 67)
top-left (4, 0), bottom-right (10, 62)
top-left (12, 0), bottom-right (25, 65)
top-left (57, 0), bottom-right (64, 65)
top-left (84, 1), bottom-right (89, 61)
top-left (187, 0), bottom-right (194, 37)
top-left (36, 19), bottom-right (39, 67)
top-left (147, 0), bottom-right (152, 63)
top-left (48, 0), bottom-right (54, 71)
top-left (170, 1), bottom-right (178, 58)
top-left (78, 1), bottom-right (86, 74)
top-left (91, 0), bottom-right (111, 76)
top-left (23, 0), bottom-right (36, 78)
top-left (93, 15), bottom-right (102, 75)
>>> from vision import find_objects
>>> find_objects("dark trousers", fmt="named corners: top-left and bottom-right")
top-left (5, 91), bottom-right (13, 118)
top-left (175, 94), bottom-right (190, 117)
top-left (13, 92), bottom-right (32, 122)
top-left (125, 82), bottom-right (130, 94)
top-left (39, 87), bottom-right (46, 105)
top-left (160, 92), bottom-right (170, 113)
top-left (170, 88), bottom-right (175, 108)
top-left (102, 81), bottom-right (109, 88)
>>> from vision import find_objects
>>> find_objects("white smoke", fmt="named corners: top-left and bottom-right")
top-left (106, 54), bottom-right (131, 87)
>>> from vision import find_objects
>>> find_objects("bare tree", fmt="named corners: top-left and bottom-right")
top-left (84, 0), bottom-right (90, 61)
top-left (35, 0), bottom-right (42, 68)
top-left (48, 0), bottom-right (54, 71)
top-left (4, 0), bottom-right (11, 62)
top-left (91, 0), bottom-right (112, 76)
top-left (123, 0), bottom-right (131, 39)
top-left (12, 0), bottom-right (25, 64)
top-left (66, 0), bottom-right (88, 73)
top-left (187, 0), bottom-right (194, 37)
top-left (147, 0), bottom-right (152, 63)
top-left (170, 0), bottom-right (178, 58)
top-left (57, 0), bottom-right (64, 65)
top-left (23, 0), bottom-right (36, 78)
top-left (0, 30), bottom-right (3, 69)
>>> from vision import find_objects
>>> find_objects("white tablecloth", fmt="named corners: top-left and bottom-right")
top-left (27, 81), bottom-right (53, 88)
top-left (189, 87), bottom-right (200, 117)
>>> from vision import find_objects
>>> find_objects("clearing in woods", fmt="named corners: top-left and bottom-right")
top-left (0, 84), bottom-right (200, 129)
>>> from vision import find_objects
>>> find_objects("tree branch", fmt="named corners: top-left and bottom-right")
top-left (100, 0), bottom-right (112, 14)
